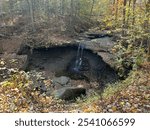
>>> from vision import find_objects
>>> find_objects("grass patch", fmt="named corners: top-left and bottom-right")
top-left (102, 71), bottom-right (136, 98)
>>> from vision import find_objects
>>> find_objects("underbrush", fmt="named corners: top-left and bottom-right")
top-left (77, 64), bottom-right (150, 113)
top-left (0, 71), bottom-right (66, 112)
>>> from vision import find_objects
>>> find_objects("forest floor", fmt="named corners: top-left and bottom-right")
top-left (0, 19), bottom-right (150, 113)
top-left (0, 60), bottom-right (149, 113)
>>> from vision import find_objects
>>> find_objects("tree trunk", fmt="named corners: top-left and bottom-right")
top-left (60, 0), bottom-right (65, 15)
top-left (76, 0), bottom-right (80, 16)
top-left (126, 0), bottom-right (132, 26)
top-left (8, 0), bottom-right (15, 24)
top-left (0, 0), bottom-right (2, 14)
top-left (45, 0), bottom-right (50, 20)
top-left (0, 0), bottom-right (4, 25)
top-left (148, 39), bottom-right (150, 61)
top-left (132, 0), bottom-right (136, 26)
top-left (69, 0), bottom-right (74, 31)
top-left (70, 0), bottom-right (74, 15)
top-left (90, 0), bottom-right (95, 18)
top-left (27, 0), bottom-right (35, 32)
top-left (122, 0), bottom-right (127, 36)
top-left (115, 0), bottom-right (119, 23)
top-left (0, 0), bottom-right (3, 53)
top-left (145, 0), bottom-right (150, 61)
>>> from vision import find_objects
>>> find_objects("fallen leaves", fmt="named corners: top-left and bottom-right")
top-left (0, 59), bottom-right (149, 113)
top-left (0, 60), bottom-right (5, 66)
top-left (0, 70), bottom-right (68, 112)
top-left (75, 68), bottom-right (150, 113)
top-left (83, 103), bottom-right (102, 113)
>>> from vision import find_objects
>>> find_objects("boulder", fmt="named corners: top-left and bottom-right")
top-left (17, 43), bottom-right (31, 55)
top-left (17, 55), bottom-right (29, 70)
top-left (53, 76), bottom-right (70, 86)
top-left (83, 37), bottom-right (114, 52)
top-left (53, 87), bottom-right (86, 100)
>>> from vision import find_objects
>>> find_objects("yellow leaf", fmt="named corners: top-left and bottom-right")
top-left (2, 81), bottom-right (14, 87)
top-left (83, 108), bottom-right (91, 113)
top-left (0, 61), bottom-right (5, 65)
top-left (120, 101), bottom-right (125, 106)
top-left (112, 106), bottom-right (117, 111)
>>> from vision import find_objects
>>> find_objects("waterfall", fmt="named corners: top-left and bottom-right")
top-left (73, 44), bottom-right (85, 72)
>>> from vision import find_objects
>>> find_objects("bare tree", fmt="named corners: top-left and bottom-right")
top-left (0, 0), bottom-right (4, 25)
top-left (8, 0), bottom-right (15, 23)
top-left (26, 0), bottom-right (35, 31)
top-left (67, 0), bottom-right (74, 33)
top-left (122, 0), bottom-right (127, 36)
top-left (0, 0), bottom-right (2, 14)
top-left (145, 0), bottom-right (150, 61)
top-left (115, 0), bottom-right (119, 22)
top-left (132, 0), bottom-right (137, 26)
top-left (90, 0), bottom-right (95, 18)
top-left (126, 0), bottom-right (132, 26)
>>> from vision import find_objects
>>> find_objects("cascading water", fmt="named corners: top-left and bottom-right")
top-left (73, 44), bottom-right (85, 72)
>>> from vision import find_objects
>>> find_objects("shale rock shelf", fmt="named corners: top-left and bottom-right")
top-left (27, 45), bottom-right (118, 82)
top-left (19, 44), bottom-right (119, 100)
